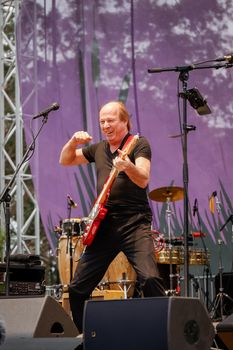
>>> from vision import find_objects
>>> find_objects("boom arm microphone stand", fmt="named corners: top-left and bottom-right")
top-left (148, 61), bottom-right (232, 296)
top-left (0, 113), bottom-right (50, 296)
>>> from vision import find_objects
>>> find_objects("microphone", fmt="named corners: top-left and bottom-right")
top-left (32, 102), bottom-right (60, 120)
top-left (215, 53), bottom-right (233, 64)
top-left (67, 194), bottom-right (78, 208)
top-left (193, 198), bottom-right (198, 217)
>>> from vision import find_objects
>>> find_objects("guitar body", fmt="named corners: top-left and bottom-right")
top-left (82, 204), bottom-right (108, 246)
top-left (82, 134), bottom-right (139, 246)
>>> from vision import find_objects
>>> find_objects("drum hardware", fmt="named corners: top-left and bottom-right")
top-left (149, 186), bottom-right (184, 293)
top-left (188, 274), bottom-right (209, 304)
top-left (150, 230), bottom-right (165, 253)
top-left (120, 272), bottom-right (136, 299)
top-left (54, 224), bottom-right (63, 237)
top-left (65, 195), bottom-right (78, 284)
top-left (165, 271), bottom-right (181, 297)
top-left (98, 273), bottom-right (136, 299)
top-left (209, 193), bottom-right (233, 321)
top-left (192, 231), bottom-right (207, 238)
top-left (192, 197), bottom-right (213, 311)
top-left (46, 284), bottom-right (62, 298)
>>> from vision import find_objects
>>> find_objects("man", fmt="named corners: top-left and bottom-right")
top-left (59, 101), bottom-right (165, 333)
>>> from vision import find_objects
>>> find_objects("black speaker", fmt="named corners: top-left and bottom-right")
top-left (83, 297), bottom-right (214, 350)
top-left (0, 295), bottom-right (78, 338)
top-left (216, 313), bottom-right (233, 350)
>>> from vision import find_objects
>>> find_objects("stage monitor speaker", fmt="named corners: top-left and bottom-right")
top-left (216, 313), bottom-right (233, 350)
top-left (0, 295), bottom-right (78, 339)
top-left (83, 296), bottom-right (214, 350)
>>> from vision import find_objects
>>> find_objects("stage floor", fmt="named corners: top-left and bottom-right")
top-left (1, 336), bottom-right (83, 350)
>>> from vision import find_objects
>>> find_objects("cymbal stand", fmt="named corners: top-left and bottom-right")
top-left (210, 202), bottom-right (233, 320)
top-left (210, 237), bottom-right (233, 320)
top-left (166, 197), bottom-right (176, 294)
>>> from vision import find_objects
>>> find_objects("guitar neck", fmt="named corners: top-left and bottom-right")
top-left (94, 134), bottom-right (139, 206)
top-left (96, 167), bottom-right (118, 205)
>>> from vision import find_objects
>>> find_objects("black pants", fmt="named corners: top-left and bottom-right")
top-left (69, 212), bottom-right (165, 332)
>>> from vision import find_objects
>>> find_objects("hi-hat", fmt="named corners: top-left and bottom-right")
top-left (149, 186), bottom-right (184, 202)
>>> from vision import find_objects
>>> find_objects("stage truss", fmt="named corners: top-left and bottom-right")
top-left (0, 0), bottom-right (40, 255)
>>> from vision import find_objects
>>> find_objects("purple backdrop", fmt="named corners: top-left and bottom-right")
top-left (16, 0), bottom-right (233, 275)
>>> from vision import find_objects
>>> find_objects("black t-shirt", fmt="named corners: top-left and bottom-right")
top-left (82, 134), bottom-right (152, 216)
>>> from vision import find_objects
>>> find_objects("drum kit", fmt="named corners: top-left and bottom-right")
top-left (148, 186), bottom-right (210, 295)
top-left (56, 186), bottom-right (210, 299)
top-left (56, 218), bottom-right (136, 298)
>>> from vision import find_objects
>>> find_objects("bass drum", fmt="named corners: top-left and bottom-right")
top-left (57, 235), bottom-right (136, 297)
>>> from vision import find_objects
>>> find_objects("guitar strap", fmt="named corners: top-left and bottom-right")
top-left (120, 134), bottom-right (135, 152)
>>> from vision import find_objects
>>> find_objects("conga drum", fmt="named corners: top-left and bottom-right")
top-left (57, 218), bottom-right (85, 286)
top-left (57, 234), bottom-right (82, 286)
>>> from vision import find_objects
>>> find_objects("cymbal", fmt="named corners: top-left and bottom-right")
top-left (149, 186), bottom-right (184, 202)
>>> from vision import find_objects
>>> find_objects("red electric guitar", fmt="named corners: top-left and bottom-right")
top-left (82, 134), bottom-right (139, 246)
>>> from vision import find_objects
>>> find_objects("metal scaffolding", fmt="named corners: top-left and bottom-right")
top-left (0, 0), bottom-right (40, 256)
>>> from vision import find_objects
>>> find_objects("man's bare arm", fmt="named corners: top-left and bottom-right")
top-left (59, 131), bottom-right (92, 166)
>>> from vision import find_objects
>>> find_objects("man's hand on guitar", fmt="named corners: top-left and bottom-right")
top-left (113, 149), bottom-right (131, 172)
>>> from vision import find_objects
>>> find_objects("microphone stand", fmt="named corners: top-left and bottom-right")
top-left (66, 200), bottom-right (73, 284)
top-left (148, 61), bottom-right (233, 296)
top-left (0, 113), bottom-right (49, 296)
top-left (195, 204), bottom-right (212, 309)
